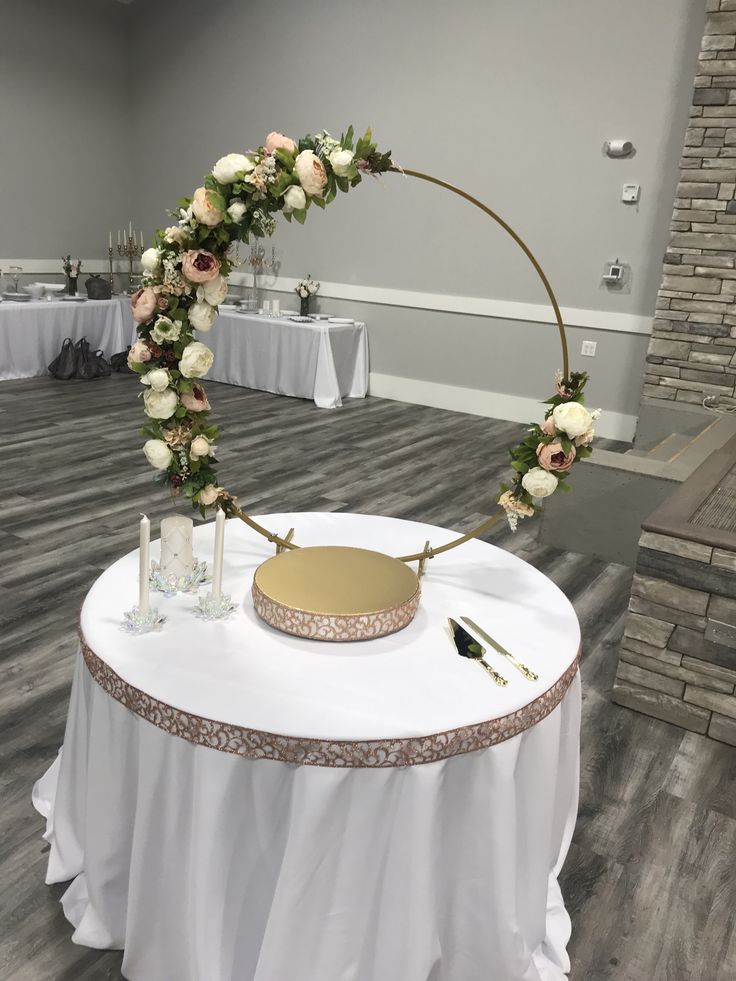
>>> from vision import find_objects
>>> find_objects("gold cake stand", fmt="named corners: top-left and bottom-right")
top-left (248, 167), bottom-right (570, 641)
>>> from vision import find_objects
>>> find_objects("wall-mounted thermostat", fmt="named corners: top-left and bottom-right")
top-left (622, 183), bottom-right (640, 203)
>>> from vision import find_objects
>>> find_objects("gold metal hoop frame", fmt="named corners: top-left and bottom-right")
top-left (232, 166), bottom-right (570, 567)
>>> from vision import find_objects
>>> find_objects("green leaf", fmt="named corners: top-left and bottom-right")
top-left (293, 208), bottom-right (307, 224)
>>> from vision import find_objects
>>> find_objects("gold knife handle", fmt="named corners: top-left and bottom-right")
top-left (503, 655), bottom-right (539, 682)
top-left (479, 658), bottom-right (508, 687)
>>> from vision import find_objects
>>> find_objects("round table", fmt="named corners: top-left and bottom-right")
top-left (33, 512), bottom-right (581, 981)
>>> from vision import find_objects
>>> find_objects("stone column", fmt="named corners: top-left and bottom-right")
top-left (645, 0), bottom-right (736, 404)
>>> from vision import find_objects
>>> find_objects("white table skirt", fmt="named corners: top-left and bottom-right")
top-left (33, 513), bottom-right (581, 980)
top-left (34, 661), bottom-right (579, 981)
top-left (200, 310), bottom-right (368, 408)
top-left (0, 299), bottom-right (127, 381)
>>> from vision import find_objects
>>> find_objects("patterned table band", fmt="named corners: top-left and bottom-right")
top-left (79, 631), bottom-right (581, 769)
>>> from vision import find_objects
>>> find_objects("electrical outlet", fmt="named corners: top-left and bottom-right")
top-left (581, 340), bottom-right (597, 357)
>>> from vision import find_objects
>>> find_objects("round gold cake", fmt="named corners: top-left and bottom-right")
top-left (252, 545), bottom-right (421, 641)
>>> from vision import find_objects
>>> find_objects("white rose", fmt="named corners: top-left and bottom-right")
top-left (521, 467), bottom-right (559, 499)
top-left (190, 435), bottom-right (211, 460)
top-left (198, 484), bottom-right (222, 506)
top-left (212, 153), bottom-right (253, 183)
top-left (552, 402), bottom-right (594, 439)
top-left (179, 340), bottom-right (214, 379)
top-left (141, 367), bottom-right (171, 391)
top-left (227, 199), bottom-right (247, 222)
top-left (143, 387), bottom-right (178, 419)
top-left (329, 148), bottom-right (354, 177)
top-left (283, 185), bottom-right (306, 213)
top-left (141, 248), bottom-right (161, 273)
top-left (150, 315), bottom-right (181, 344)
top-left (198, 274), bottom-right (228, 306)
top-left (308, 282), bottom-right (318, 294)
top-left (189, 300), bottom-right (217, 332)
top-left (143, 439), bottom-right (173, 470)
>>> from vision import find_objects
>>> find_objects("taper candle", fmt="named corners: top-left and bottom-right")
top-left (118, 229), bottom-right (121, 246)
top-left (212, 509), bottom-right (226, 599)
top-left (109, 231), bottom-right (112, 248)
top-left (129, 220), bottom-right (132, 238)
top-left (139, 514), bottom-right (150, 614)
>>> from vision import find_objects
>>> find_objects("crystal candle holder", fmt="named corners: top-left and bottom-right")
top-left (194, 591), bottom-right (237, 621)
top-left (122, 605), bottom-right (167, 634)
top-left (150, 558), bottom-right (209, 596)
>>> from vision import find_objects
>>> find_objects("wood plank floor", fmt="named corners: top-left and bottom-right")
top-left (1, 373), bottom-right (735, 981)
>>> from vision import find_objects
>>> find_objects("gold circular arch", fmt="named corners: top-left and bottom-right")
top-left (232, 166), bottom-right (570, 566)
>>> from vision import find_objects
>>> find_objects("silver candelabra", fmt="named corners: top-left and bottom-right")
top-left (118, 231), bottom-right (143, 294)
top-left (246, 243), bottom-right (276, 306)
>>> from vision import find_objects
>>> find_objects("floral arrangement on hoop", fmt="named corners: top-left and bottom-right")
top-left (129, 124), bottom-right (598, 528)
top-left (498, 371), bottom-right (600, 530)
top-left (295, 275), bottom-right (319, 299)
top-left (129, 127), bottom-right (392, 515)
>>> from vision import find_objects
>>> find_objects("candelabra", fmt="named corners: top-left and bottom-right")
top-left (246, 244), bottom-right (276, 307)
top-left (118, 231), bottom-right (143, 294)
top-left (107, 247), bottom-right (114, 295)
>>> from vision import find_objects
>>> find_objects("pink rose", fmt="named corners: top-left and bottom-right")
top-left (536, 441), bottom-right (576, 473)
top-left (128, 340), bottom-right (151, 365)
top-left (265, 132), bottom-right (297, 155)
top-left (181, 250), bottom-right (221, 283)
top-left (540, 416), bottom-right (556, 436)
top-left (575, 427), bottom-right (595, 447)
top-left (180, 384), bottom-right (211, 412)
top-left (191, 186), bottom-right (225, 227)
top-left (294, 149), bottom-right (327, 196)
top-left (131, 287), bottom-right (157, 324)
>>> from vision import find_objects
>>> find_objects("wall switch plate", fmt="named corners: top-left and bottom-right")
top-left (581, 340), bottom-right (597, 357)
top-left (622, 183), bottom-right (640, 203)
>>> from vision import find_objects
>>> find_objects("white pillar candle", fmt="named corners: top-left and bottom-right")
top-left (160, 515), bottom-right (194, 579)
top-left (212, 508), bottom-right (226, 599)
top-left (139, 514), bottom-right (150, 614)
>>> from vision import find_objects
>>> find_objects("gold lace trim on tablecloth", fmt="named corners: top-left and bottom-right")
top-left (79, 632), bottom-right (580, 769)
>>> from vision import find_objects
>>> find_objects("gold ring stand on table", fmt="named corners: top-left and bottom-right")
top-left (249, 168), bottom-right (570, 642)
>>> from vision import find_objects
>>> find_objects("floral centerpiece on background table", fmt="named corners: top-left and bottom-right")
top-left (295, 275), bottom-right (319, 317)
top-left (129, 124), bottom-right (598, 528)
top-left (62, 255), bottom-right (82, 296)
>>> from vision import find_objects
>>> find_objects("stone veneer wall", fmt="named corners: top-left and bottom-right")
top-left (645, 1), bottom-right (736, 404)
top-left (612, 530), bottom-right (736, 744)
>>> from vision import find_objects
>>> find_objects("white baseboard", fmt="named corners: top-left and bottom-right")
top-left (229, 272), bottom-right (653, 336)
top-left (368, 372), bottom-right (638, 442)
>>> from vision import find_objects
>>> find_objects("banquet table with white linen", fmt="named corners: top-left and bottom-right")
top-left (201, 308), bottom-right (368, 408)
top-left (0, 298), bottom-right (127, 380)
top-left (34, 512), bottom-right (581, 981)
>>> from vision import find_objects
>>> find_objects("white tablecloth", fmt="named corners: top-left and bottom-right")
top-left (202, 309), bottom-right (368, 408)
top-left (34, 512), bottom-right (581, 981)
top-left (0, 299), bottom-right (127, 380)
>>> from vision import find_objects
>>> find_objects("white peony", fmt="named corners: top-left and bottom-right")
top-left (283, 185), bottom-right (307, 213)
top-left (190, 435), bottom-right (211, 460)
top-left (227, 199), bottom-right (247, 222)
top-left (150, 315), bottom-right (181, 344)
top-left (189, 300), bottom-right (217, 331)
top-left (179, 341), bottom-right (214, 378)
top-left (143, 387), bottom-right (178, 419)
top-left (197, 274), bottom-right (228, 306)
top-left (141, 248), bottom-right (161, 273)
top-left (163, 224), bottom-right (189, 245)
top-left (140, 367), bottom-right (171, 392)
top-left (143, 439), bottom-right (173, 470)
top-left (521, 467), bottom-right (559, 499)
top-left (329, 148), bottom-right (354, 177)
top-left (552, 401), bottom-right (594, 439)
top-left (212, 153), bottom-right (254, 183)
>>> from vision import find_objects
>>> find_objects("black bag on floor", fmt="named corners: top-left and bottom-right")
top-left (75, 338), bottom-right (110, 380)
top-left (48, 337), bottom-right (78, 380)
top-left (110, 347), bottom-right (133, 373)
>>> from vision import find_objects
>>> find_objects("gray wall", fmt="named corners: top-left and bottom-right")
top-left (3, 0), bottom-right (708, 421)
top-left (126, 0), bottom-right (705, 420)
top-left (0, 0), bottom-right (133, 259)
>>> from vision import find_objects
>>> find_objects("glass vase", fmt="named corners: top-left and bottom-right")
top-left (67, 275), bottom-right (77, 296)
top-left (300, 295), bottom-right (310, 317)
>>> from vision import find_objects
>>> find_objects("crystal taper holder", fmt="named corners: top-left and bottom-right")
top-left (194, 591), bottom-right (237, 620)
top-left (122, 605), bottom-right (167, 634)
